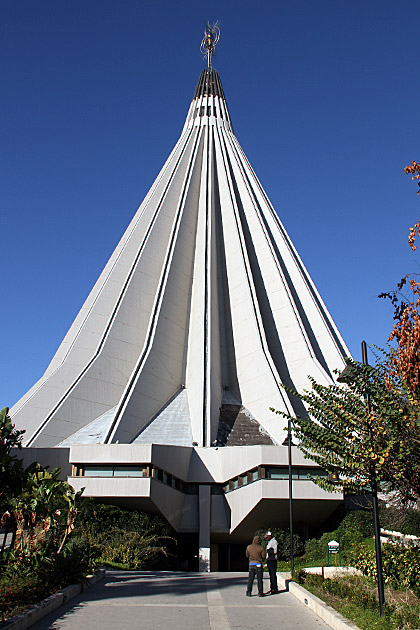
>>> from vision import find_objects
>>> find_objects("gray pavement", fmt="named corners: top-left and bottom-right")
top-left (31, 571), bottom-right (331, 630)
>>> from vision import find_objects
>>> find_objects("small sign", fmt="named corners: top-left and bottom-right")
top-left (327, 540), bottom-right (340, 567)
top-left (328, 540), bottom-right (340, 553)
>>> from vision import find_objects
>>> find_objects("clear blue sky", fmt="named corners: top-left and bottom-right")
top-left (1, 0), bottom-right (419, 407)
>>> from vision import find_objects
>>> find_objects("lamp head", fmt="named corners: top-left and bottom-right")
top-left (336, 362), bottom-right (357, 384)
top-left (282, 429), bottom-right (296, 447)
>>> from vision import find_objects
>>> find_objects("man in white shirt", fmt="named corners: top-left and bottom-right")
top-left (265, 531), bottom-right (279, 594)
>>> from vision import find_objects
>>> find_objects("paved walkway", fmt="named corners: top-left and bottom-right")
top-left (32, 571), bottom-right (330, 630)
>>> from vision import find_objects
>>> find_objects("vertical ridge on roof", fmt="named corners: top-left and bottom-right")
top-left (193, 69), bottom-right (225, 99)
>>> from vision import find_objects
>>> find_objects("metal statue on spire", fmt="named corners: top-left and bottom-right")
top-left (200, 22), bottom-right (220, 71)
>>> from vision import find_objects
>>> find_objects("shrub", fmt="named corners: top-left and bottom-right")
top-left (75, 499), bottom-right (171, 538)
top-left (322, 578), bottom-right (377, 610)
top-left (98, 530), bottom-right (172, 570)
top-left (298, 572), bottom-right (420, 629)
top-left (336, 509), bottom-right (374, 539)
top-left (304, 509), bottom-right (374, 564)
top-left (291, 568), bottom-right (306, 584)
top-left (46, 538), bottom-right (99, 588)
top-left (389, 602), bottom-right (420, 629)
top-left (350, 545), bottom-right (420, 593)
top-left (305, 532), bottom-right (330, 562)
top-left (74, 501), bottom-right (175, 570)
top-left (0, 572), bottom-right (51, 621)
top-left (305, 573), bottom-right (324, 587)
top-left (256, 528), bottom-right (304, 561)
top-left (2, 537), bottom-right (98, 592)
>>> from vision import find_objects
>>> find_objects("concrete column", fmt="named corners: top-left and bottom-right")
top-left (198, 484), bottom-right (211, 572)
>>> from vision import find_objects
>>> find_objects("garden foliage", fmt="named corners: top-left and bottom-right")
top-left (350, 545), bottom-right (420, 595)
top-left (1, 405), bottom-right (87, 566)
top-left (304, 509), bottom-right (373, 564)
top-left (0, 408), bottom-right (98, 621)
top-left (74, 498), bottom-right (175, 570)
top-left (255, 527), bottom-right (304, 561)
top-left (294, 570), bottom-right (420, 630)
top-left (0, 406), bottom-right (25, 517)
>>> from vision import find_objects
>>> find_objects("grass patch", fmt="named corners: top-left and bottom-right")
top-left (102, 560), bottom-right (139, 570)
top-left (295, 572), bottom-right (420, 630)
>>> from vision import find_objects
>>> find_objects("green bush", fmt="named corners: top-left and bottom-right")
top-left (2, 537), bottom-right (98, 590)
top-left (388, 602), bottom-right (420, 629)
top-left (322, 578), bottom-right (377, 610)
top-left (303, 573), bottom-right (420, 629)
top-left (291, 568), bottom-right (306, 584)
top-left (75, 498), bottom-right (171, 537)
top-left (305, 532), bottom-right (333, 562)
top-left (0, 537), bottom-right (98, 622)
top-left (304, 509), bottom-right (374, 564)
top-left (256, 528), bottom-right (304, 561)
top-left (98, 530), bottom-right (171, 570)
top-left (46, 538), bottom-right (99, 587)
top-left (305, 573), bottom-right (324, 587)
top-left (336, 510), bottom-right (374, 539)
top-left (350, 545), bottom-right (420, 593)
top-left (0, 573), bottom-right (51, 620)
top-left (74, 500), bottom-right (174, 570)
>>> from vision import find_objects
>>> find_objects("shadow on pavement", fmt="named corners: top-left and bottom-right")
top-left (31, 571), bottom-right (288, 629)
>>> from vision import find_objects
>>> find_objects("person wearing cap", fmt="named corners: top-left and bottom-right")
top-left (245, 535), bottom-right (266, 597)
top-left (265, 531), bottom-right (279, 594)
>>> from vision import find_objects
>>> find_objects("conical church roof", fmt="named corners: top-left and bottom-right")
top-left (11, 66), bottom-right (349, 448)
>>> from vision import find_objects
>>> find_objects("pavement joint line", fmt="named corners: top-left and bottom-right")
top-left (86, 602), bottom-right (288, 608)
top-left (206, 578), bottom-right (230, 630)
top-left (87, 603), bottom-right (208, 607)
top-left (228, 604), bottom-right (288, 608)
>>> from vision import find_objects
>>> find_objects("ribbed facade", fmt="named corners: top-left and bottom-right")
top-left (193, 69), bottom-right (226, 99)
top-left (11, 68), bottom-right (349, 450)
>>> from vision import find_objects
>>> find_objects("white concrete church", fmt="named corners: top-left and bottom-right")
top-left (11, 27), bottom-right (349, 571)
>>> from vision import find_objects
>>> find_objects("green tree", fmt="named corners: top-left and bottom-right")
top-left (7, 463), bottom-right (84, 556)
top-left (271, 358), bottom-right (420, 504)
top-left (0, 407), bottom-right (25, 523)
top-left (1, 408), bottom-right (84, 561)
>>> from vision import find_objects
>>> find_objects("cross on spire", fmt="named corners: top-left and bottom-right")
top-left (200, 22), bottom-right (220, 71)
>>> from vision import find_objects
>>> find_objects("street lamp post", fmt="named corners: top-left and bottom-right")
top-left (361, 340), bottom-right (385, 616)
top-left (337, 341), bottom-right (385, 616)
top-left (282, 418), bottom-right (294, 573)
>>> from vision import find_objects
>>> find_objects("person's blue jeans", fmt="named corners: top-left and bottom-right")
top-left (247, 564), bottom-right (263, 595)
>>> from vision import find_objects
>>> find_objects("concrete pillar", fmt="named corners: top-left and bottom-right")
top-left (198, 484), bottom-right (211, 571)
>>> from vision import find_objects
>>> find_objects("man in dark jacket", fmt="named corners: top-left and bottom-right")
top-left (245, 535), bottom-right (266, 597)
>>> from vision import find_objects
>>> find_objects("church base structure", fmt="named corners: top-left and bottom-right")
top-left (17, 443), bottom-right (341, 571)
